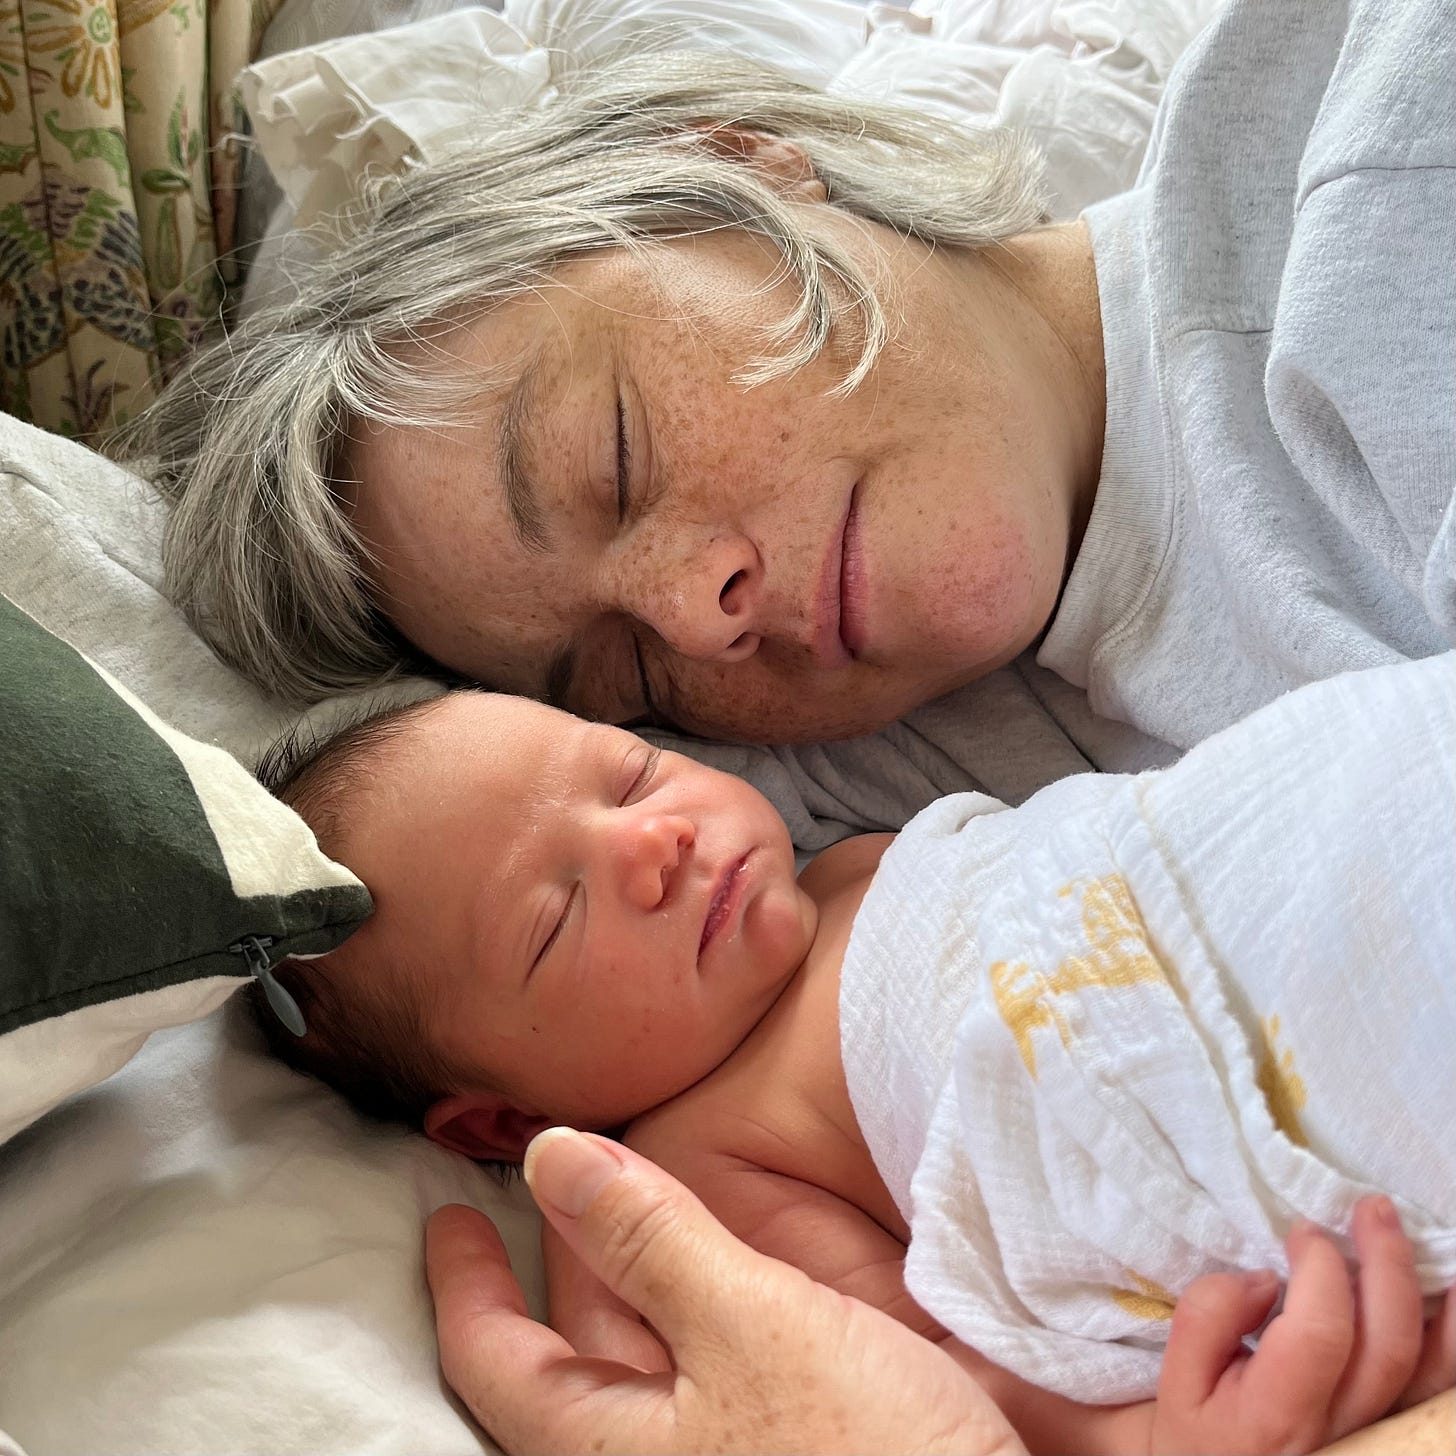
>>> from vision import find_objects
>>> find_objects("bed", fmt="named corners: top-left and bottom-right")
top-left (0, 3), bottom-right (1447, 1452)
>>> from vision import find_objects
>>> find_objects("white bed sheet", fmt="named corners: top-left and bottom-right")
top-left (0, 1010), bottom-right (544, 1455)
top-left (0, 2), bottom-right (1220, 1451)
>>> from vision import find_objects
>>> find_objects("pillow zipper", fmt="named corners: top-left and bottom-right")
top-left (230, 934), bottom-right (308, 1037)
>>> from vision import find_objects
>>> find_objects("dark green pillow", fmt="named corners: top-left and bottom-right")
top-left (0, 596), bottom-right (372, 1143)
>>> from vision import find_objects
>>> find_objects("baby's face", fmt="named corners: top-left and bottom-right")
top-left (333, 694), bottom-right (818, 1131)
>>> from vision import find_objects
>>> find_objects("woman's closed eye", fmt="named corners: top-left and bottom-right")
top-left (615, 393), bottom-right (633, 524)
top-left (605, 386), bottom-right (670, 727)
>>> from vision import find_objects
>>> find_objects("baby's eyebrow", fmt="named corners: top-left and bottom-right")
top-left (498, 346), bottom-right (550, 554)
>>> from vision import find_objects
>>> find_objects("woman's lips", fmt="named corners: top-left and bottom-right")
top-left (812, 482), bottom-right (865, 665)
top-left (838, 484), bottom-right (868, 658)
top-left (699, 852), bottom-right (751, 958)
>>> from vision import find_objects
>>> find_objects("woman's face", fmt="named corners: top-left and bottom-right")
top-left (347, 211), bottom-right (1101, 742)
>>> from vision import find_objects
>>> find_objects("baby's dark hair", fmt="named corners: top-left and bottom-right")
top-left (252, 693), bottom-right (480, 1128)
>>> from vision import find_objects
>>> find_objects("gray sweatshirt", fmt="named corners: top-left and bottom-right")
top-left (658, 0), bottom-right (1456, 850)
top-left (1041, 0), bottom-right (1456, 746)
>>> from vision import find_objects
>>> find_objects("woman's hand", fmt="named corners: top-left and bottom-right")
top-left (426, 1127), bottom-right (1028, 1456)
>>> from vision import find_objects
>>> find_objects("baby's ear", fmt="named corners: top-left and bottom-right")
top-left (425, 1094), bottom-right (553, 1163)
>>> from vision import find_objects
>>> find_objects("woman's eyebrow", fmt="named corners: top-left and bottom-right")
top-left (498, 346), bottom-right (550, 554)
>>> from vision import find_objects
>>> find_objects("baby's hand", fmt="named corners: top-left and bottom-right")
top-left (1149, 1196), bottom-right (1439, 1455)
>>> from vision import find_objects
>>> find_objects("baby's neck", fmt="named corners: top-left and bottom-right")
top-left (716, 829), bottom-right (894, 1092)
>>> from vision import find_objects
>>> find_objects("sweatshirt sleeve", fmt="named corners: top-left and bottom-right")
top-left (1263, 0), bottom-right (1456, 643)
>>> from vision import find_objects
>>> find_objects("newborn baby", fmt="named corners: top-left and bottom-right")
top-left (256, 655), bottom-right (1456, 1455)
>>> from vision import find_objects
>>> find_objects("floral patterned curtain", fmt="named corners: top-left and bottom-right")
top-left (0, 0), bottom-right (284, 440)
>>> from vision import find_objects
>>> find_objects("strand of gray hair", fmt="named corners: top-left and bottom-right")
top-left (116, 48), bottom-right (1047, 707)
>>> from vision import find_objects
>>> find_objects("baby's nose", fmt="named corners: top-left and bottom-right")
top-left (619, 812), bottom-right (695, 911)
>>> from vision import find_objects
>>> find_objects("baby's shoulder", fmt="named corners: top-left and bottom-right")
top-left (623, 1087), bottom-right (851, 1258)
top-left (622, 1081), bottom-right (722, 1170)
top-left (623, 1057), bottom-right (811, 1193)
top-left (795, 831), bottom-right (895, 988)
top-left (797, 832), bottom-right (895, 904)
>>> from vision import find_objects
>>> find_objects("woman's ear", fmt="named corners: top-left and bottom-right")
top-left (690, 127), bottom-right (828, 203)
top-left (424, 1093), bottom-right (555, 1162)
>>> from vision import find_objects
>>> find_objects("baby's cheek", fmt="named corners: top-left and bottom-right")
top-left (746, 883), bottom-right (815, 975)
top-left (599, 979), bottom-right (674, 1056)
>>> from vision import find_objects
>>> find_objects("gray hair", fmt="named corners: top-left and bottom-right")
top-left (122, 49), bottom-right (1047, 706)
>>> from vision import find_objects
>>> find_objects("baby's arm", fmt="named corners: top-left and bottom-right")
top-left (596, 1137), bottom-right (1450, 1456)
top-left (638, 1141), bottom-right (942, 1340)
top-left (967, 1197), bottom-right (1452, 1455)
top-left (941, 1202), bottom-right (1451, 1456)
top-left (536, 1131), bottom-right (941, 1378)
top-left (621, 1133), bottom-right (1154, 1456)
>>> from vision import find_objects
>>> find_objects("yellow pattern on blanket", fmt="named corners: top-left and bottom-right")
top-left (1110, 1270), bottom-right (1178, 1322)
top-left (991, 876), bottom-right (1167, 1079)
top-left (1256, 1014), bottom-right (1308, 1148)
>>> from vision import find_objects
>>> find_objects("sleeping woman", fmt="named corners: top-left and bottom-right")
top-left (127, 0), bottom-right (1453, 819)
top-left (124, 0), bottom-right (1455, 1444)
top-left (249, 652), bottom-right (1456, 1456)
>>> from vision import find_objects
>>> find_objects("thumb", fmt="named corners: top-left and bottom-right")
top-left (525, 1127), bottom-right (757, 1354)
top-left (523, 1129), bottom-right (1029, 1456)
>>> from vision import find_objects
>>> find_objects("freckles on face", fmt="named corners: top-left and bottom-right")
top-left (660, 659), bottom-right (891, 741)
top-left (344, 223), bottom-right (1088, 743)
top-left (916, 509), bottom-right (1039, 642)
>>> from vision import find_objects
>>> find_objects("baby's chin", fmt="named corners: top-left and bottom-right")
top-left (747, 877), bottom-right (820, 986)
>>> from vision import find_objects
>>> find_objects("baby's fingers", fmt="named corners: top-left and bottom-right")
top-left (1399, 1286), bottom-right (1456, 1411)
top-left (1242, 1222), bottom-right (1355, 1446)
top-left (1159, 1269), bottom-right (1279, 1411)
top-left (1325, 1196), bottom-right (1424, 1437)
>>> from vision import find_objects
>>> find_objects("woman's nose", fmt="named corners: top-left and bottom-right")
top-left (613, 811), bottom-right (696, 911)
top-left (625, 532), bottom-right (764, 663)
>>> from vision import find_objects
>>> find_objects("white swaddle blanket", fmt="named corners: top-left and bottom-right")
top-left (841, 653), bottom-right (1456, 1403)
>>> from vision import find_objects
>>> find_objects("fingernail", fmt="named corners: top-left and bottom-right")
top-left (1245, 1268), bottom-right (1279, 1298)
top-left (1284, 1219), bottom-right (1313, 1258)
top-left (1371, 1195), bottom-right (1400, 1230)
top-left (524, 1127), bottom-right (623, 1219)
